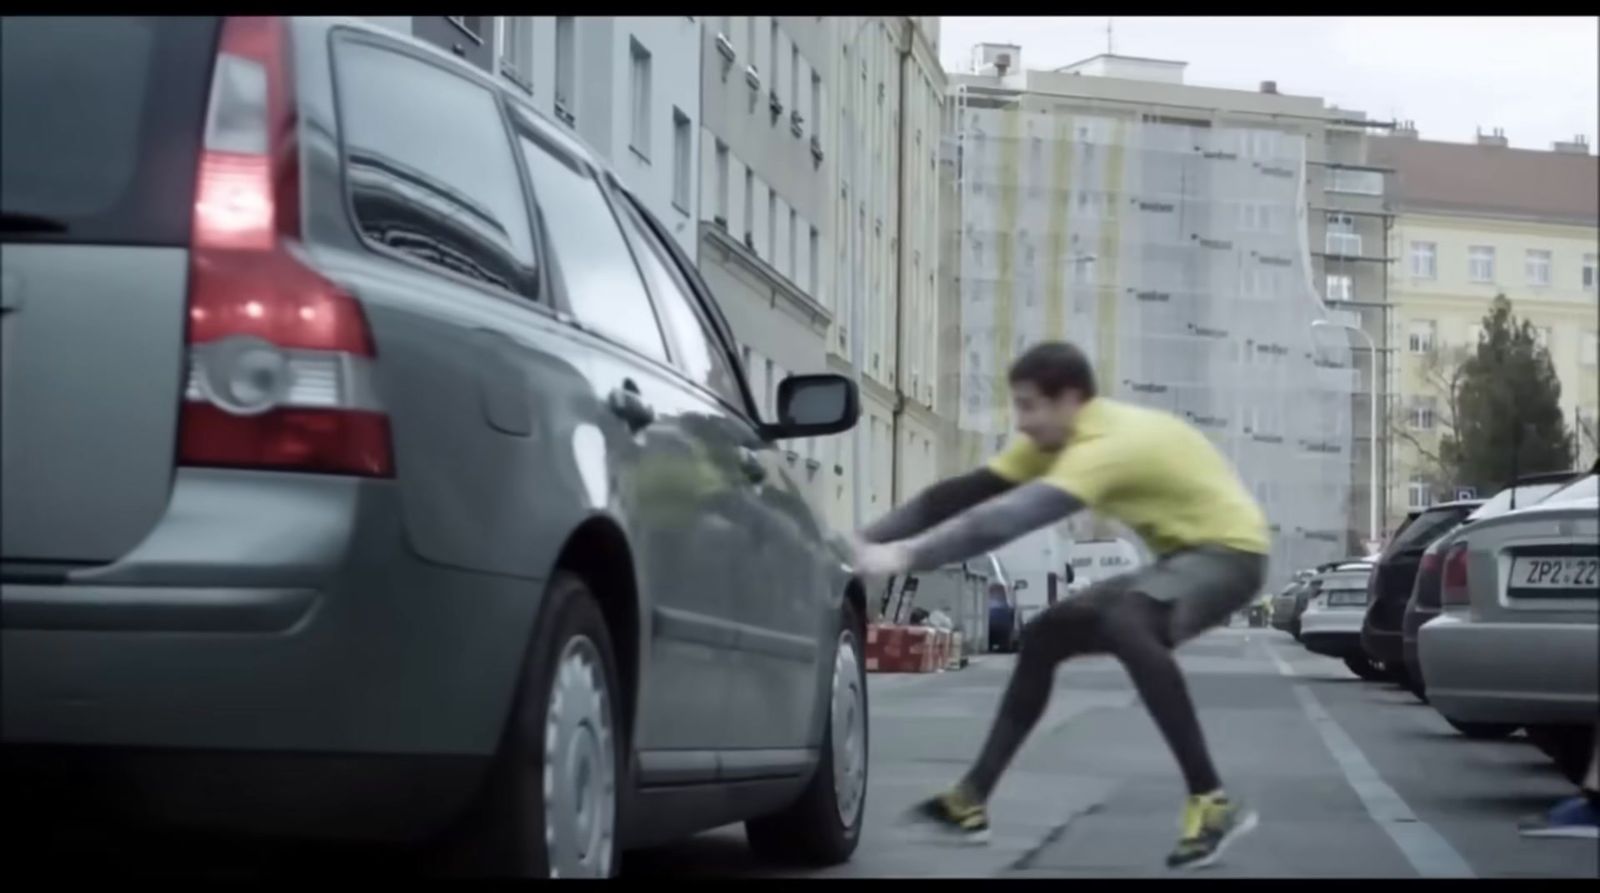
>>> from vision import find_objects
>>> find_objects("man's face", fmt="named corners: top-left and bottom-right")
top-left (1011, 380), bottom-right (1083, 451)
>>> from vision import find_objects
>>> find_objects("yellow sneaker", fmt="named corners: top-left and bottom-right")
top-left (900, 787), bottom-right (992, 845)
top-left (1167, 792), bottom-right (1258, 870)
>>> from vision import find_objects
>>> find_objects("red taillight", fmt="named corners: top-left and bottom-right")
top-left (1441, 543), bottom-right (1470, 607)
top-left (180, 16), bottom-right (393, 478)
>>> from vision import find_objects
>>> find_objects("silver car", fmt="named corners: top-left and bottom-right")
top-left (1295, 562), bottom-right (1381, 679)
top-left (1419, 471), bottom-right (1599, 781)
top-left (2, 17), bottom-right (865, 878)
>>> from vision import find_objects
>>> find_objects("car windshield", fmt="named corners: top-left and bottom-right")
top-left (1385, 506), bottom-right (1473, 555)
top-left (1538, 474), bottom-right (1598, 506)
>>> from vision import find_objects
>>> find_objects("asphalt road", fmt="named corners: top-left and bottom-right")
top-left (11, 626), bottom-right (1594, 878)
top-left (625, 626), bottom-right (1599, 878)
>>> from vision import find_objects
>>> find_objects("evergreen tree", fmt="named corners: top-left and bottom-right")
top-left (1442, 295), bottom-right (1574, 494)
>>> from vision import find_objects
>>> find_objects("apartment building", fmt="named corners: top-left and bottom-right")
top-left (1372, 130), bottom-right (1599, 521)
top-left (944, 47), bottom-right (1397, 581)
top-left (395, 16), bottom-right (702, 261)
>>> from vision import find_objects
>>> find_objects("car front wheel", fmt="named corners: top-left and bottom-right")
top-left (746, 600), bottom-right (868, 866)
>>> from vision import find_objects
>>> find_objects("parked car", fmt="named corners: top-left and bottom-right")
top-left (0, 17), bottom-right (866, 878)
top-left (1419, 468), bottom-right (1599, 782)
top-left (1360, 499), bottom-right (1483, 683)
top-left (1296, 561), bottom-right (1381, 678)
top-left (1273, 560), bottom-right (1365, 640)
top-left (1399, 472), bottom-right (1584, 707)
top-left (1270, 580), bottom-right (1309, 633)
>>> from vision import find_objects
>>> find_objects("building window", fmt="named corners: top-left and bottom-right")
top-left (769, 20), bottom-right (780, 94)
top-left (1072, 255), bottom-right (1096, 285)
top-left (1526, 249), bottom-right (1552, 287)
top-left (811, 72), bottom-right (823, 143)
top-left (743, 167), bottom-right (754, 243)
top-left (446, 16), bottom-right (486, 42)
top-left (1583, 331), bottom-right (1598, 367)
top-left (789, 208), bottom-right (799, 282)
top-left (1468, 245), bottom-right (1496, 283)
top-left (554, 17), bottom-right (576, 124)
top-left (1408, 319), bottom-right (1436, 354)
top-left (767, 188), bottom-right (777, 261)
top-left (1410, 396), bottom-right (1436, 431)
top-left (1584, 253), bottom-right (1597, 291)
top-left (1408, 476), bottom-right (1432, 510)
top-left (791, 44), bottom-right (801, 114)
top-left (1328, 167), bottom-right (1383, 195)
top-left (1325, 213), bottom-right (1360, 257)
top-left (496, 16), bottom-right (533, 92)
top-left (628, 39), bottom-right (652, 158)
top-left (713, 140), bottom-right (729, 224)
top-left (746, 17), bottom-right (758, 70)
top-left (1410, 241), bottom-right (1436, 279)
top-left (670, 109), bottom-right (691, 213)
top-left (809, 226), bottom-right (821, 303)
top-left (1326, 273), bottom-right (1353, 302)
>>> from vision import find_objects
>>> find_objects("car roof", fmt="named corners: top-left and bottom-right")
top-left (1502, 469), bottom-right (1582, 488)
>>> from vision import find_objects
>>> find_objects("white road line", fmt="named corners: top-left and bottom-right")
top-left (1263, 640), bottom-right (1475, 878)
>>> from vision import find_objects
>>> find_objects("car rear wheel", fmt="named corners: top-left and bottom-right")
top-left (445, 573), bottom-right (623, 878)
top-left (1526, 725), bottom-right (1596, 785)
top-left (746, 600), bottom-right (867, 867)
top-left (1343, 654), bottom-right (1385, 681)
top-left (1444, 717), bottom-right (1518, 740)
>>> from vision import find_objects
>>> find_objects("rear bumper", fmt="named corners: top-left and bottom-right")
top-left (1419, 614), bottom-right (1600, 726)
top-left (2, 469), bottom-right (545, 838)
top-left (1300, 607), bottom-right (1364, 657)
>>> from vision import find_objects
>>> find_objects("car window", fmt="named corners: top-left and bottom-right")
top-left (610, 193), bottom-right (745, 409)
top-left (1, 16), bottom-right (219, 246)
top-left (1386, 506), bottom-right (1470, 555)
top-left (336, 38), bottom-right (538, 296)
top-left (516, 133), bottom-right (668, 361)
top-left (1540, 474), bottom-right (1598, 506)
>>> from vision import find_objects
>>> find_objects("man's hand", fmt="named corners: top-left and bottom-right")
top-left (851, 539), bottom-right (913, 577)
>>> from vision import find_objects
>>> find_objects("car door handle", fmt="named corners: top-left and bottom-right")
top-left (739, 447), bottom-right (767, 484)
top-left (607, 381), bottom-right (655, 432)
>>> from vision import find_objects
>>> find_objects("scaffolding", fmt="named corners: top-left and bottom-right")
top-left (945, 92), bottom-right (1357, 590)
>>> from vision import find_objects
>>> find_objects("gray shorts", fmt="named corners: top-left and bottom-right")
top-left (1075, 545), bottom-right (1266, 645)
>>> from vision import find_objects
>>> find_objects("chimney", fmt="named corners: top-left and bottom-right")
top-left (1475, 127), bottom-right (1508, 148)
top-left (1393, 119), bottom-right (1419, 140)
top-left (1552, 134), bottom-right (1591, 155)
top-left (1259, 80), bottom-right (1278, 95)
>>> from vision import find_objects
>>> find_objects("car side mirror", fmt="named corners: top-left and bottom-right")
top-left (765, 374), bottom-right (860, 440)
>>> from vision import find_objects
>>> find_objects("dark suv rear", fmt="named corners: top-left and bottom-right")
top-left (1360, 500), bottom-right (1481, 678)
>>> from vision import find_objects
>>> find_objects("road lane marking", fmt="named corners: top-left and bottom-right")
top-left (1265, 641), bottom-right (1475, 878)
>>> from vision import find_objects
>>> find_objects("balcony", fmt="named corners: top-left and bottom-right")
top-left (1327, 168), bottom-right (1384, 196)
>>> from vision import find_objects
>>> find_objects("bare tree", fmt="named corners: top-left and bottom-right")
top-left (1389, 343), bottom-right (1472, 495)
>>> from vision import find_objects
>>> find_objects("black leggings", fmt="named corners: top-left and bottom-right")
top-left (961, 549), bottom-right (1261, 800)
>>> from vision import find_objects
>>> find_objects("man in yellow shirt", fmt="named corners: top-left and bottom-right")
top-left (852, 341), bottom-right (1267, 870)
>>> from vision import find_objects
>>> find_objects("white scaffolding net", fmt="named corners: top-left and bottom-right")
top-left (946, 99), bottom-right (1356, 590)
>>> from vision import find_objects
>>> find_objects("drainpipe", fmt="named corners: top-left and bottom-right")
top-left (889, 18), bottom-right (913, 507)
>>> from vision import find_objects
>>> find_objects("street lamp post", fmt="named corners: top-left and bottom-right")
top-left (1311, 318), bottom-right (1380, 546)
top-left (845, 17), bottom-right (875, 530)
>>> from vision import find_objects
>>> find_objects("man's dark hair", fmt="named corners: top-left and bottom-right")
top-left (1008, 341), bottom-right (1097, 399)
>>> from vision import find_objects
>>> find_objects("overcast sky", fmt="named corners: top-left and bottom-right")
top-left (938, 17), bottom-right (1598, 152)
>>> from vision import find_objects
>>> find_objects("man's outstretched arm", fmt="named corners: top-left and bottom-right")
top-left (858, 468), bottom-right (1017, 544)
top-left (898, 482), bottom-right (1085, 572)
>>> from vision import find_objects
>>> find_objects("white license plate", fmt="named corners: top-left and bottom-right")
top-left (1510, 556), bottom-right (1600, 590)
